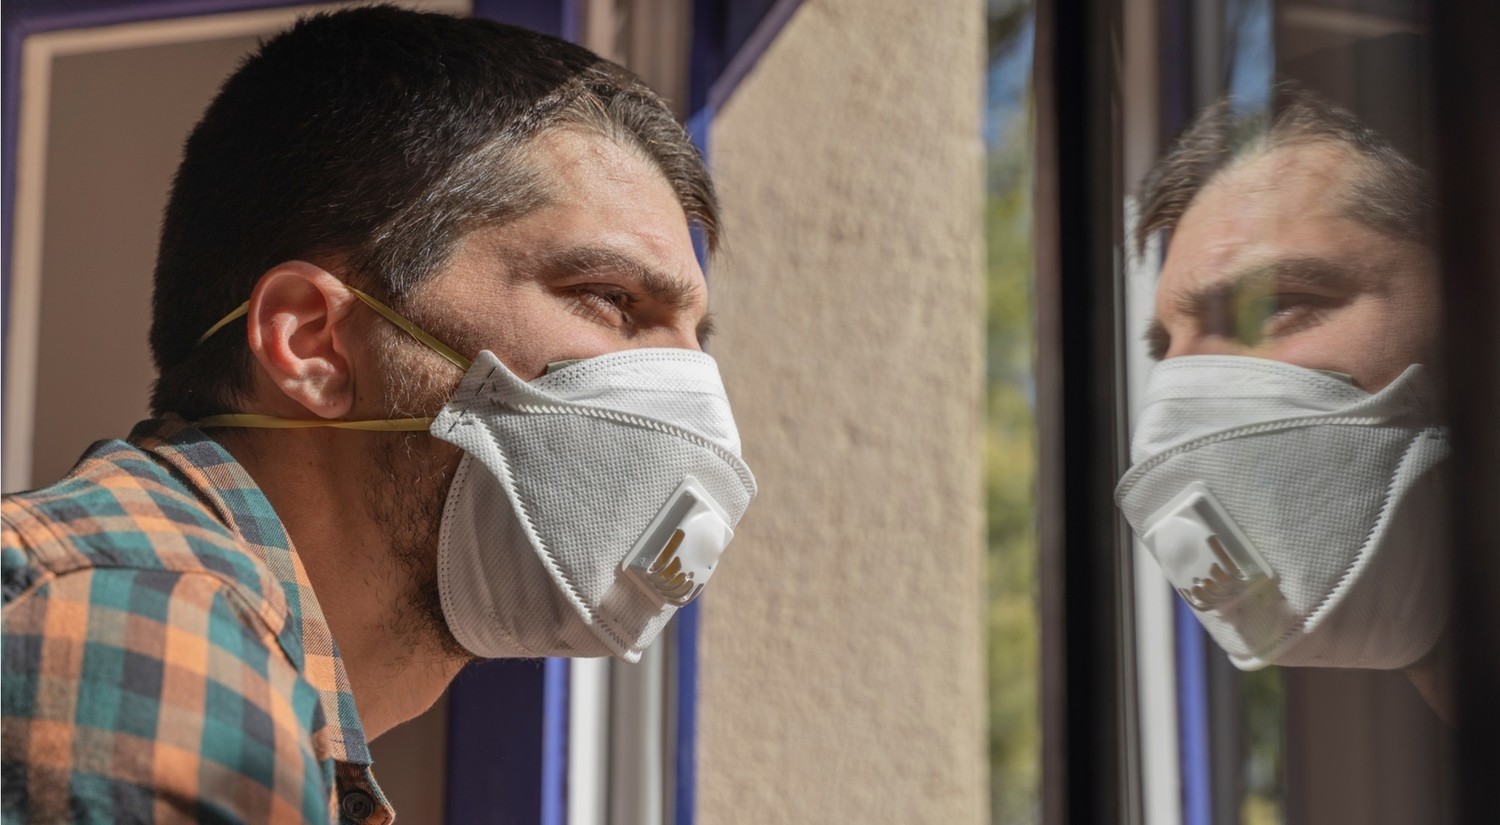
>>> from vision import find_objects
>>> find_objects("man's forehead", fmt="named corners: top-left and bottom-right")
top-left (456, 131), bottom-right (705, 282)
top-left (1230, 146), bottom-right (1377, 235)
top-left (1161, 144), bottom-right (1371, 289)
top-left (1181, 144), bottom-right (1355, 235)
top-left (529, 128), bottom-right (681, 206)
top-left (1222, 140), bottom-right (1362, 191)
top-left (520, 132), bottom-right (699, 258)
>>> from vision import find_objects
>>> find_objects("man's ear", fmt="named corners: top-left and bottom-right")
top-left (244, 261), bottom-right (361, 419)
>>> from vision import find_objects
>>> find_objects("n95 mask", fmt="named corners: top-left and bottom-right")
top-left (1115, 356), bottom-right (1449, 670)
top-left (431, 349), bottom-right (757, 662)
top-left (191, 284), bottom-right (757, 663)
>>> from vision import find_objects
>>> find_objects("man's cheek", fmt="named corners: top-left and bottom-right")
top-left (1361, 302), bottom-right (1440, 382)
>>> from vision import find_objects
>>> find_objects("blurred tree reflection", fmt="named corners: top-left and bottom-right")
top-left (985, 5), bottom-right (1038, 821)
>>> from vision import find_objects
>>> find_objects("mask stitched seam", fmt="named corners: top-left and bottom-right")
top-left (1241, 428), bottom-right (1446, 664)
top-left (434, 356), bottom-right (750, 658)
top-left (440, 366), bottom-right (501, 435)
top-left (1141, 384), bottom-right (1368, 404)
top-left (439, 412), bottom-right (625, 657)
top-left (1117, 416), bottom-right (1445, 496)
top-left (1141, 376), bottom-right (1369, 408)
top-left (1303, 426), bottom-right (1439, 630)
top-left (535, 350), bottom-right (715, 389)
top-left (439, 358), bottom-right (748, 488)
top-left (440, 353), bottom-right (749, 484)
top-left (1151, 357), bottom-right (1403, 398)
top-left (469, 416), bottom-right (652, 659)
top-left (437, 451), bottom-right (480, 651)
top-left (483, 610), bottom-right (544, 657)
top-left (1157, 360), bottom-right (1356, 388)
top-left (506, 402), bottom-right (756, 492)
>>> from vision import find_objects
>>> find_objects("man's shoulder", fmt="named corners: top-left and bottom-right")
top-left (0, 440), bottom-right (338, 823)
top-left (3, 564), bottom-right (318, 707)
top-left (2, 438), bottom-right (283, 615)
top-left (1, 565), bottom-right (335, 824)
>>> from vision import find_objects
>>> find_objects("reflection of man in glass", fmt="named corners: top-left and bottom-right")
top-left (1138, 90), bottom-right (1436, 389)
top-left (1119, 87), bottom-right (1451, 715)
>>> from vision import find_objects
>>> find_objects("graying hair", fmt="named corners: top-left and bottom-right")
top-left (1136, 85), bottom-right (1431, 256)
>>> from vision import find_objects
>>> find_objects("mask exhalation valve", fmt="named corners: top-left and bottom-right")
top-left (623, 476), bottom-right (735, 607)
top-left (1141, 482), bottom-right (1275, 613)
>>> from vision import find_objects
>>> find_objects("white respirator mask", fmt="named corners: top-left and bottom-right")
top-left (1115, 356), bottom-right (1448, 670)
top-left (194, 285), bottom-right (757, 662)
top-left (431, 348), bottom-right (756, 661)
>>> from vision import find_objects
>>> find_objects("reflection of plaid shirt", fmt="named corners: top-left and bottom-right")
top-left (2, 419), bottom-right (392, 824)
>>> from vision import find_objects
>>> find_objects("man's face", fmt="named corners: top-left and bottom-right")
top-left (352, 128), bottom-right (711, 660)
top-left (1147, 141), bottom-right (1438, 390)
top-left (398, 128), bottom-right (711, 380)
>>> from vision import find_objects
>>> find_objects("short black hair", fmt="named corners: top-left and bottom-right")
top-left (150, 5), bottom-right (717, 418)
top-left (1136, 84), bottom-right (1431, 257)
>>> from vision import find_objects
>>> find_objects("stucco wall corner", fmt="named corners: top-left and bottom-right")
top-left (700, 1), bottom-right (989, 822)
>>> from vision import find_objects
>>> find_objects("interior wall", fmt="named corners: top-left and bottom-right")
top-left (700, 1), bottom-right (988, 822)
top-left (34, 39), bottom-right (264, 488)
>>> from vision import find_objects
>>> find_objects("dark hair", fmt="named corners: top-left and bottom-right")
top-left (1136, 85), bottom-right (1431, 256)
top-left (150, 5), bottom-right (717, 418)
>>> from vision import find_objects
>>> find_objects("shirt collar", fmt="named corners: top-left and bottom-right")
top-left (129, 416), bottom-right (376, 767)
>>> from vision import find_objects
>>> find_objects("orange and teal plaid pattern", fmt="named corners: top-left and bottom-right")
top-left (2, 418), bottom-right (393, 824)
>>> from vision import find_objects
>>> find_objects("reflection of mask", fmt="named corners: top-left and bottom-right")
top-left (433, 349), bottom-right (756, 661)
top-left (195, 286), bottom-right (757, 661)
top-left (1115, 356), bottom-right (1448, 670)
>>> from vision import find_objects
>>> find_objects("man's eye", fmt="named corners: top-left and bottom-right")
top-left (570, 286), bottom-right (635, 326)
top-left (1232, 292), bottom-right (1334, 345)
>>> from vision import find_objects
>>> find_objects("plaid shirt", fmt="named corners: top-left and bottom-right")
top-left (1, 419), bottom-right (394, 824)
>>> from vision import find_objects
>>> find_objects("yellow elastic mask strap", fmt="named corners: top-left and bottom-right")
top-left (194, 285), bottom-right (472, 372)
top-left (343, 285), bottom-right (472, 372)
top-left (195, 303), bottom-right (249, 346)
top-left (191, 283), bottom-right (472, 431)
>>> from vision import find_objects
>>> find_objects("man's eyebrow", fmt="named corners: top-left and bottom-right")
top-left (535, 245), bottom-right (701, 311)
top-left (1175, 255), bottom-right (1362, 320)
top-left (1147, 255), bottom-right (1363, 361)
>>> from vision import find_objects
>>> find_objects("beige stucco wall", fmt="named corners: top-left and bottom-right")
top-left (700, 1), bottom-right (988, 822)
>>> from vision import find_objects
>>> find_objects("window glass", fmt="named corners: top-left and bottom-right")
top-left (985, 2), bottom-right (1039, 823)
top-left (1120, 1), bottom-right (1451, 823)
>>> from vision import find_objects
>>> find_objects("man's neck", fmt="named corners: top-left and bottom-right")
top-left (215, 429), bottom-right (467, 741)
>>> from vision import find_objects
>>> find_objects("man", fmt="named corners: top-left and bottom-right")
top-left (1, 7), bottom-right (755, 823)
top-left (1116, 88), bottom-right (1450, 712)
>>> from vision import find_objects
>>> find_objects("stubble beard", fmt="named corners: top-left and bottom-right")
top-left (363, 327), bottom-right (475, 667)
